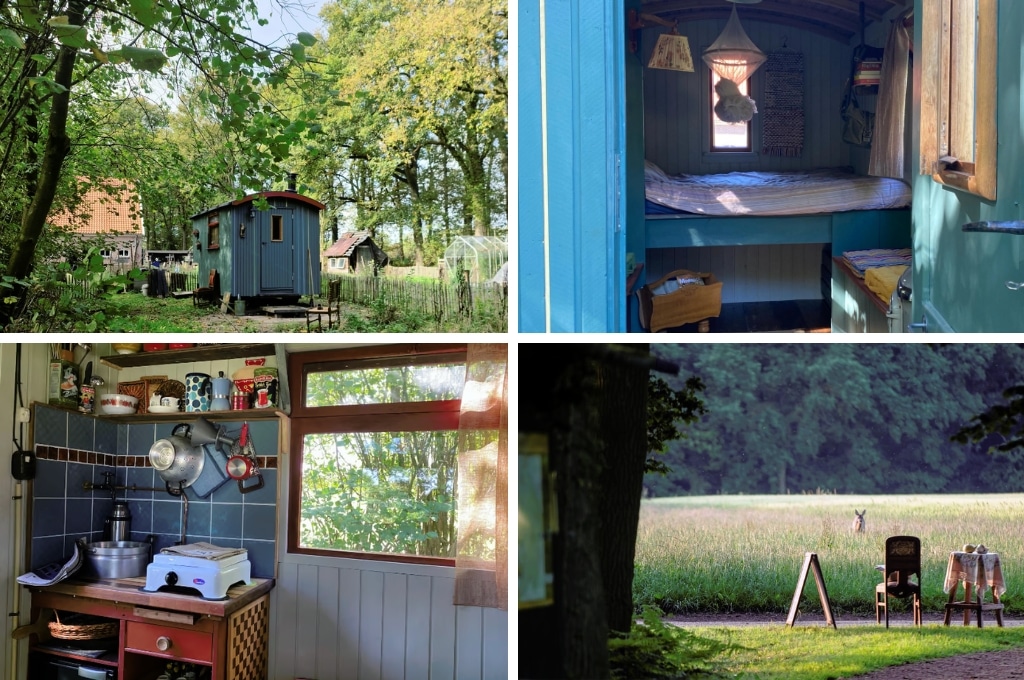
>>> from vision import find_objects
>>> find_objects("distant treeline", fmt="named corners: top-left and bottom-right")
top-left (647, 344), bottom-right (1024, 496)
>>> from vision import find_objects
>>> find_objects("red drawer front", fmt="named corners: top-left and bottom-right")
top-left (125, 620), bottom-right (213, 663)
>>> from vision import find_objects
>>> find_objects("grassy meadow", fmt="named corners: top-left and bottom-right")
top-left (634, 494), bottom-right (1024, 617)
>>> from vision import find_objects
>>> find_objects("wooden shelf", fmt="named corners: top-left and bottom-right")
top-left (36, 402), bottom-right (284, 424)
top-left (100, 344), bottom-right (275, 370)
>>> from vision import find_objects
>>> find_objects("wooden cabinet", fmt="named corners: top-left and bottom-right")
top-left (27, 578), bottom-right (272, 680)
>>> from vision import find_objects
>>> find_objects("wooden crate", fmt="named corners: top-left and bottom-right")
top-left (637, 269), bottom-right (723, 333)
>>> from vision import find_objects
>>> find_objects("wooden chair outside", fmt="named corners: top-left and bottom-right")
top-left (306, 278), bottom-right (341, 332)
top-left (875, 535), bottom-right (922, 627)
top-left (193, 269), bottom-right (220, 307)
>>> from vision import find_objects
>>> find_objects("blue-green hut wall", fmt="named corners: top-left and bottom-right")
top-left (910, 0), bottom-right (1024, 332)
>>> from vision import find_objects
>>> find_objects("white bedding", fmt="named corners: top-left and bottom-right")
top-left (645, 161), bottom-right (912, 216)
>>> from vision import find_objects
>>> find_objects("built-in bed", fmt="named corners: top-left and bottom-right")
top-left (638, 162), bottom-right (913, 332)
top-left (643, 161), bottom-right (912, 249)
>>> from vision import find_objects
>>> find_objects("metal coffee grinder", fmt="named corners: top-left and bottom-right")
top-left (105, 500), bottom-right (132, 542)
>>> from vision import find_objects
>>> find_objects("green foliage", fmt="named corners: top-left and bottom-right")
top-left (608, 606), bottom-right (740, 679)
top-left (633, 494), bottom-right (1024, 617)
top-left (648, 344), bottom-right (1024, 497)
top-left (647, 375), bottom-right (706, 475)
top-left (952, 384), bottom-right (1024, 453)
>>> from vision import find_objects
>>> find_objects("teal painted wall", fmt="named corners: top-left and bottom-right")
top-left (518, 1), bottom-right (630, 332)
top-left (910, 0), bottom-right (1024, 332)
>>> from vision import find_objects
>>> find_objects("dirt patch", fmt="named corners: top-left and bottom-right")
top-left (191, 301), bottom-right (369, 332)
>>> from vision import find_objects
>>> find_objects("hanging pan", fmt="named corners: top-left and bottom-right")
top-left (149, 423), bottom-right (205, 493)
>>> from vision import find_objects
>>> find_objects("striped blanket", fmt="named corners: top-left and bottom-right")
top-left (842, 248), bottom-right (911, 278)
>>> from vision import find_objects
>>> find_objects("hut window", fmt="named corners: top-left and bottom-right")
top-left (920, 0), bottom-right (997, 200)
top-left (710, 72), bottom-right (752, 152)
top-left (207, 214), bottom-right (220, 250)
top-left (271, 214), bottom-right (284, 241)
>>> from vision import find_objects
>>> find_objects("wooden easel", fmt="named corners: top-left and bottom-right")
top-left (786, 552), bottom-right (837, 629)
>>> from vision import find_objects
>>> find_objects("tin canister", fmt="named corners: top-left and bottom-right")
top-left (231, 393), bottom-right (249, 410)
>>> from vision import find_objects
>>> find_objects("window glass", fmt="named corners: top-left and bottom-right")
top-left (272, 215), bottom-right (284, 241)
top-left (710, 72), bottom-right (751, 151)
top-left (298, 430), bottom-right (458, 558)
top-left (306, 363), bottom-right (465, 407)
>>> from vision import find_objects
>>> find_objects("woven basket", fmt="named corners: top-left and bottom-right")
top-left (637, 269), bottom-right (723, 333)
top-left (48, 611), bottom-right (119, 640)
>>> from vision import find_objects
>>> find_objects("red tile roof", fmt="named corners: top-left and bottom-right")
top-left (49, 180), bottom-right (141, 234)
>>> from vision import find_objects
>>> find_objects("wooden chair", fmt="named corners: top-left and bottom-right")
top-left (306, 278), bottom-right (341, 332)
top-left (875, 535), bottom-right (922, 627)
top-left (193, 269), bottom-right (220, 307)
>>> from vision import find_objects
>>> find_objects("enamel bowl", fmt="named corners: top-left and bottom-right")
top-left (99, 393), bottom-right (139, 415)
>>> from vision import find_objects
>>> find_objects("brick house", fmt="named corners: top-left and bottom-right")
top-left (49, 179), bottom-right (144, 270)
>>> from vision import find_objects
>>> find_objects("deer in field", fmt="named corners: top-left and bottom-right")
top-left (852, 509), bottom-right (866, 533)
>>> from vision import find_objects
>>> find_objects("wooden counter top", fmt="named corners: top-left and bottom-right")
top-left (31, 576), bottom-right (274, 619)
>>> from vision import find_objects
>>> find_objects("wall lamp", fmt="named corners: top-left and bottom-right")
top-left (627, 10), bottom-right (694, 72)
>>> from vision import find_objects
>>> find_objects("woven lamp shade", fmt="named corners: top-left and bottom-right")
top-left (648, 32), bottom-right (694, 72)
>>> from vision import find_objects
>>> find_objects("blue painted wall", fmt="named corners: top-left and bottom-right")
top-left (909, 0), bottom-right (1024, 332)
top-left (31, 405), bottom-right (278, 578)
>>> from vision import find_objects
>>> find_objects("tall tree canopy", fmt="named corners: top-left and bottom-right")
top-left (647, 343), bottom-right (1024, 496)
top-left (0, 0), bottom-right (322, 326)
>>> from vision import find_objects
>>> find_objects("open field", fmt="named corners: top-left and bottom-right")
top-left (634, 494), bottom-right (1024, 617)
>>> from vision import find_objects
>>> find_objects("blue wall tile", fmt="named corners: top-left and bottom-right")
top-left (32, 536), bottom-right (65, 569)
top-left (67, 413), bottom-right (94, 451)
top-left (126, 499), bottom-right (154, 536)
top-left (245, 420), bottom-right (279, 454)
top-left (127, 467), bottom-right (155, 499)
top-left (66, 463), bottom-right (93, 499)
top-left (65, 499), bottom-right (93, 537)
top-left (242, 469), bottom-right (276, 505)
top-left (126, 423), bottom-right (156, 457)
top-left (210, 503), bottom-right (243, 539)
top-left (184, 501), bottom-right (211, 538)
top-left (242, 539), bottom-right (275, 579)
top-left (242, 505), bottom-right (276, 541)
top-left (94, 419), bottom-right (118, 454)
top-left (34, 459), bottom-right (67, 498)
top-left (34, 406), bottom-right (68, 447)
top-left (152, 500), bottom-right (182, 536)
top-left (34, 499), bottom-right (66, 537)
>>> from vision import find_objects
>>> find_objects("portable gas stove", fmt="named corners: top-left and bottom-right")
top-left (141, 549), bottom-right (251, 600)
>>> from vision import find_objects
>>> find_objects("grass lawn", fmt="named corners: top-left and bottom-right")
top-left (687, 624), bottom-right (1024, 679)
top-left (634, 494), bottom-right (1024, 617)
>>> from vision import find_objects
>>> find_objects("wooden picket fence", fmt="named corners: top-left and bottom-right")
top-left (328, 273), bottom-right (507, 325)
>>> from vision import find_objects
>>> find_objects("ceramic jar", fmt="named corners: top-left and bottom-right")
top-left (184, 372), bottom-right (211, 412)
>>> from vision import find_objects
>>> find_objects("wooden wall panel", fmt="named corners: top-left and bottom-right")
top-left (270, 562), bottom-right (505, 679)
top-left (641, 19), bottom-right (854, 174)
top-left (646, 244), bottom-right (825, 303)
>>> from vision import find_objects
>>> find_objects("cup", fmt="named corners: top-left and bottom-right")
top-left (161, 396), bottom-right (179, 409)
top-left (256, 388), bottom-right (269, 408)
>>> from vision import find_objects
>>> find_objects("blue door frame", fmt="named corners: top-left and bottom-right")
top-left (519, 0), bottom-right (641, 332)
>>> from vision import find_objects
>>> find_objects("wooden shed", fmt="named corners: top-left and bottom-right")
top-left (324, 231), bottom-right (390, 274)
top-left (190, 184), bottom-right (325, 306)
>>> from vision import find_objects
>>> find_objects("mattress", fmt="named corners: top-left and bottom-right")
top-left (644, 161), bottom-right (912, 216)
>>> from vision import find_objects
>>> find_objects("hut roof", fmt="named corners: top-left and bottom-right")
top-left (190, 190), bottom-right (325, 220)
top-left (325, 232), bottom-right (390, 267)
top-left (49, 179), bottom-right (141, 234)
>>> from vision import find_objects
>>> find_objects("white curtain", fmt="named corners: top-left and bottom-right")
top-left (453, 343), bottom-right (508, 609)
top-left (868, 17), bottom-right (912, 179)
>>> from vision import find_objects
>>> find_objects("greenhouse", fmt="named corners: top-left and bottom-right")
top-left (443, 235), bottom-right (507, 284)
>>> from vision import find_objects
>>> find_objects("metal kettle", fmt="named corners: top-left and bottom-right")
top-left (104, 501), bottom-right (132, 542)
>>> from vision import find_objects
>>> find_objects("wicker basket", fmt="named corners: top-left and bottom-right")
top-left (48, 611), bottom-right (119, 640)
top-left (637, 269), bottom-right (723, 333)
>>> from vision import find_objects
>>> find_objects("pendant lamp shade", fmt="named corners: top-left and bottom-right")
top-left (648, 31), bottom-right (695, 72)
top-left (702, 4), bottom-right (766, 85)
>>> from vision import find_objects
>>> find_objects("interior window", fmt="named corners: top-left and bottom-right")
top-left (710, 72), bottom-right (752, 152)
top-left (288, 346), bottom-right (471, 564)
top-left (920, 0), bottom-right (996, 200)
top-left (271, 214), bottom-right (284, 241)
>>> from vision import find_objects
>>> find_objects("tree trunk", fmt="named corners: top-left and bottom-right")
top-left (596, 346), bottom-right (649, 634)
top-left (1, 10), bottom-right (80, 325)
top-left (403, 156), bottom-right (426, 266)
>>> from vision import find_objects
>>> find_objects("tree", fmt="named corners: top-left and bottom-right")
top-left (519, 344), bottom-right (705, 679)
top-left (0, 0), bottom-right (322, 326)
